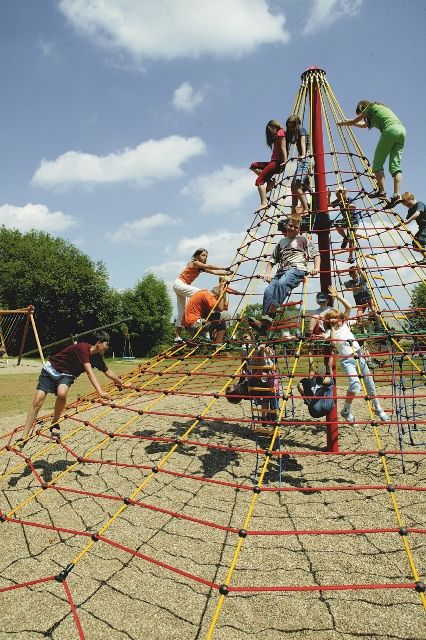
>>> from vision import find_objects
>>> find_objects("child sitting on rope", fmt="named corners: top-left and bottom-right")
top-left (226, 330), bottom-right (279, 426)
top-left (181, 281), bottom-right (231, 344)
top-left (285, 115), bottom-right (311, 215)
top-left (251, 216), bottom-right (320, 330)
top-left (323, 286), bottom-right (389, 423)
top-left (394, 192), bottom-right (426, 264)
top-left (250, 119), bottom-right (287, 212)
top-left (343, 266), bottom-right (380, 331)
top-left (297, 356), bottom-right (335, 419)
top-left (329, 189), bottom-right (362, 263)
top-left (15, 332), bottom-right (131, 446)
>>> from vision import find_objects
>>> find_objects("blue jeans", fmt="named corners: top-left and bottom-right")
top-left (340, 354), bottom-right (379, 407)
top-left (263, 268), bottom-right (306, 315)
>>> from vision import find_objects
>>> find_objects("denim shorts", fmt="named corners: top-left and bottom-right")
top-left (36, 369), bottom-right (75, 395)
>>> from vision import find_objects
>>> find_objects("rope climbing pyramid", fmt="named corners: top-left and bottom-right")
top-left (1, 68), bottom-right (425, 639)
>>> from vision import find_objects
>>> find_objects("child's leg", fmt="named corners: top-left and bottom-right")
top-left (174, 281), bottom-right (199, 337)
top-left (21, 390), bottom-right (47, 440)
top-left (51, 384), bottom-right (70, 426)
top-left (257, 184), bottom-right (268, 208)
top-left (296, 185), bottom-right (308, 213)
top-left (359, 357), bottom-right (383, 413)
top-left (340, 357), bottom-right (361, 415)
top-left (255, 162), bottom-right (278, 208)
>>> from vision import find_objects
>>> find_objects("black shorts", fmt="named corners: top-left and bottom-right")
top-left (36, 370), bottom-right (75, 395)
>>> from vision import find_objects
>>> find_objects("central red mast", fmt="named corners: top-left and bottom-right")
top-left (302, 66), bottom-right (339, 452)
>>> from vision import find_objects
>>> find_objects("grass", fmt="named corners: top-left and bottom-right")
top-left (0, 358), bottom-right (144, 419)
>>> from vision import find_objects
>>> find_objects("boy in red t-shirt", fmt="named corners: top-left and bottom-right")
top-left (16, 331), bottom-right (130, 446)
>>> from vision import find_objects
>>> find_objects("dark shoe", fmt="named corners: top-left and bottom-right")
top-left (348, 255), bottom-right (356, 264)
top-left (49, 424), bottom-right (61, 438)
top-left (384, 195), bottom-right (402, 210)
top-left (14, 437), bottom-right (29, 449)
top-left (368, 190), bottom-right (387, 200)
top-left (260, 314), bottom-right (274, 327)
top-left (340, 237), bottom-right (349, 249)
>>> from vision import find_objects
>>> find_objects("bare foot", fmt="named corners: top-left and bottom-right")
top-left (255, 203), bottom-right (269, 213)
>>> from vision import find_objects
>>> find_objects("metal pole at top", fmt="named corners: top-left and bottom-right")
top-left (305, 67), bottom-right (339, 453)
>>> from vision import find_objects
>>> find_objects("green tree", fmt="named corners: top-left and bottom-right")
top-left (121, 273), bottom-right (173, 356)
top-left (409, 283), bottom-right (426, 334)
top-left (0, 227), bottom-right (121, 348)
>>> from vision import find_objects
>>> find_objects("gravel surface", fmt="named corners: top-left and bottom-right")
top-left (0, 352), bottom-right (425, 639)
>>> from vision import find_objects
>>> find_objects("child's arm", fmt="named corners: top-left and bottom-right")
top-left (226, 286), bottom-right (244, 295)
top-left (280, 136), bottom-right (288, 164)
top-left (104, 369), bottom-right (132, 388)
top-left (328, 285), bottom-right (352, 318)
top-left (192, 260), bottom-right (230, 275)
top-left (298, 134), bottom-right (306, 159)
top-left (337, 112), bottom-right (368, 128)
top-left (310, 253), bottom-right (320, 276)
top-left (394, 211), bottom-right (420, 228)
top-left (83, 363), bottom-right (110, 398)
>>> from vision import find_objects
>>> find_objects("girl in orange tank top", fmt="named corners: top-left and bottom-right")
top-left (173, 248), bottom-right (230, 342)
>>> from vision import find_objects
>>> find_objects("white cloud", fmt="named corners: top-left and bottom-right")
top-left (107, 213), bottom-right (180, 243)
top-left (304, 0), bottom-right (363, 35)
top-left (175, 229), bottom-right (243, 266)
top-left (31, 136), bottom-right (206, 189)
top-left (181, 165), bottom-right (254, 214)
top-left (59, 0), bottom-right (289, 63)
top-left (0, 203), bottom-right (76, 233)
top-left (172, 81), bottom-right (204, 113)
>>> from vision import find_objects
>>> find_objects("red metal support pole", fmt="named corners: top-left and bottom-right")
top-left (304, 67), bottom-right (339, 452)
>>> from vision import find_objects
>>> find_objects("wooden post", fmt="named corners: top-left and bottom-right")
top-left (30, 308), bottom-right (45, 364)
top-left (17, 307), bottom-right (32, 365)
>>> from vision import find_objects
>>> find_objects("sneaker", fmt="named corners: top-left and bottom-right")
top-left (173, 337), bottom-right (183, 344)
top-left (260, 314), bottom-right (274, 326)
top-left (49, 424), bottom-right (61, 437)
top-left (14, 437), bottom-right (29, 448)
top-left (368, 190), bottom-right (387, 200)
top-left (375, 409), bottom-right (390, 422)
top-left (340, 408), bottom-right (355, 423)
top-left (384, 195), bottom-right (402, 210)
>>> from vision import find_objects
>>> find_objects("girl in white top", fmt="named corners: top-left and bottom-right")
top-left (323, 286), bottom-right (389, 423)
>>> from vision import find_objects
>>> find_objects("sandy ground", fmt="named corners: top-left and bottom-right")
top-left (0, 350), bottom-right (425, 639)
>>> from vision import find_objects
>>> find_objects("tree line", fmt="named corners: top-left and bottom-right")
top-left (0, 227), bottom-right (173, 356)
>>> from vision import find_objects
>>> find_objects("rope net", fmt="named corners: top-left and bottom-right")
top-left (1, 70), bottom-right (425, 638)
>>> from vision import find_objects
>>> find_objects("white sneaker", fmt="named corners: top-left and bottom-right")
top-left (375, 409), bottom-right (390, 422)
top-left (340, 408), bottom-right (355, 423)
top-left (173, 337), bottom-right (183, 344)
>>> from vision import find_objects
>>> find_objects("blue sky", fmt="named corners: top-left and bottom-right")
top-left (1, 0), bottom-right (425, 309)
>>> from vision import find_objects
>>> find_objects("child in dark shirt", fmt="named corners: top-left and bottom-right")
top-left (16, 331), bottom-right (131, 445)
top-left (286, 115), bottom-right (310, 215)
top-left (297, 356), bottom-right (335, 419)
top-left (329, 189), bottom-right (361, 263)
top-left (344, 266), bottom-right (379, 330)
top-left (395, 192), bottom-right (426, 263)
